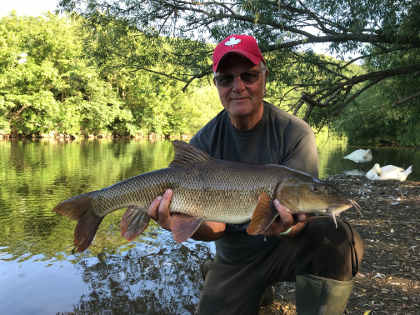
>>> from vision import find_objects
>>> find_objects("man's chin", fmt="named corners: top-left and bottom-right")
top-left (230, 110), bottom-right (252, 118)
top-left (228, 104), bottom-right (253, 116)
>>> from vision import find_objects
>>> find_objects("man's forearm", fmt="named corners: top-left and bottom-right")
top-left (191, 221), bottom-right (226, 241)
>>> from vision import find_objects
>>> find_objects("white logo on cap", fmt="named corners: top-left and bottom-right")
top-left (225, 37), bottom-right (241, 47)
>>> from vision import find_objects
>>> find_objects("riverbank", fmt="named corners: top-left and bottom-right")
top-left (260, 175), bottom-right (420, 315)
top-left (0, 133), bottom-right (192, 142)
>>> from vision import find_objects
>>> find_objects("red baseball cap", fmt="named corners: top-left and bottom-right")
top-left (212, 34), bottom-right (265, 72)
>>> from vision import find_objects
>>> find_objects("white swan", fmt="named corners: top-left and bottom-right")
top-left (343, 149), bottom-right (372, 163)
top-left (365, 163), bottom-right (413, 182)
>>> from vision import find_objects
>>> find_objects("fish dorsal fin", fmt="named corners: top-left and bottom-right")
top-left (169, 141), bottom-right (212, 168)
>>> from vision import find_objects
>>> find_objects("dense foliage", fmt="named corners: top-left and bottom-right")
top-left (334, 37), bottom-right (420, 146)
top-left (0, 13), bottom-right (222, 138)
top-left (0, 13), bottom-right (126, 137)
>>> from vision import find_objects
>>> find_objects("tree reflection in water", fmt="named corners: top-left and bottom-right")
top-left (71, 230), bottom-right (214, 315)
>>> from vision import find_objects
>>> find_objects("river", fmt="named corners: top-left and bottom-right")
top-left (0, 139), bottom-right (418, 314)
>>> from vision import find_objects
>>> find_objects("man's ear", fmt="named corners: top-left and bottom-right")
top-left (264, 69), bottom-right (269, 82)
top-left (263, 70), bottom-right (269, 94)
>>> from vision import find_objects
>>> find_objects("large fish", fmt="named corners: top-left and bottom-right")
top-left (54, 141), bottom-right (359, 252)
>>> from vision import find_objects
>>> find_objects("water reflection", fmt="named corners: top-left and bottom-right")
top-left (72, 233), bottom-right (213, 315)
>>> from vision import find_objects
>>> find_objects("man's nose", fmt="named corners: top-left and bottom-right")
top-left (232, 75), bottom-right (246, 90)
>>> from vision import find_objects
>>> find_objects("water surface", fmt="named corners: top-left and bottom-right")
top-left (0, 139), bottom-right (418, 314)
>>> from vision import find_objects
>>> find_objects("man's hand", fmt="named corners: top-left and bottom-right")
top-left (263, 199), bottom-right (307, 237)
top-left (147, 189), bottom-right (226, 241)
top-left (147, 189), bottom-right (173, 230)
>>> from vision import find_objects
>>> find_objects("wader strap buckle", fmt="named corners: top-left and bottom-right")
top-left (343, 220), bottom-right (359, 277)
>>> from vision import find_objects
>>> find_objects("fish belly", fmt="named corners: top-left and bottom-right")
top-left (170, 188), bottom-right (259, 223)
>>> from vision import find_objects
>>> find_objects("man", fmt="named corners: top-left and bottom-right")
top-left (148, 34), bottom-right (364, 315)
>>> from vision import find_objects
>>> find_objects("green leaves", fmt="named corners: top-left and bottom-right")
top-left (0, 14), bottom-right (135, 138)
top-left (0, 12), bottom-right (222, 138)
top-left (3, 1), bottom-right (419, 145)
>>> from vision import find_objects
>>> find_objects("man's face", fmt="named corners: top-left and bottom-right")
top-left (214, 54), bottom-right (267, 120)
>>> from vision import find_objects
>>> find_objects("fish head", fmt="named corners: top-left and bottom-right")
top-left (275, 177), bottom-right (355, 216)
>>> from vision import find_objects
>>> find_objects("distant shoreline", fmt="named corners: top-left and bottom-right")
top-left (0, 133), bottom-right (192, 142)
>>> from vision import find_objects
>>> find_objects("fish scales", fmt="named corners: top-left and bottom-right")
top-left (92, 169), bottom-right (174, 216)
top-left (92, 164), bottom-right (276, 223)
top-left (169, 164), bottom-right (276, 223)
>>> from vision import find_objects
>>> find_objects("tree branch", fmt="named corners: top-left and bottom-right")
top-left (391, 90), bottom-right (420, 107)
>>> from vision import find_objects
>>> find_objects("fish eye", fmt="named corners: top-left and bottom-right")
top-left (311, 185), bottom-right (326, 192)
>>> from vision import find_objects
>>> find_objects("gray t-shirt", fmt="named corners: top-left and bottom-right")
top-left (190, 101), bottom-right (319, 264)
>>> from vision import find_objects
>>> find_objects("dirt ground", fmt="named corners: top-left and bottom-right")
top-left (259, 175), bottom-right (420, 315)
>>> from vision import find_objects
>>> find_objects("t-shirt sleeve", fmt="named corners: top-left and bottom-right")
top-left (282, 122), bottom-right (319, 177)
top-left (189, 130), bottom-right (208, 152)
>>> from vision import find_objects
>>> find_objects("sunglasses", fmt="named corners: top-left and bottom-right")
top-left (214, 71), bottom-right (262, 87)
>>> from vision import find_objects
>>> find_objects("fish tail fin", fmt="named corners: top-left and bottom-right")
top-left (53, 192), bottom-right (103, 252)
top-left (247, 192), bottom-right (279, 235)
top-left (120, 206), bottom-right (150, 241)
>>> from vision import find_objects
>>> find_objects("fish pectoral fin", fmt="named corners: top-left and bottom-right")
top-left (273, 178), bottom-right (288, 197)
top-left (170, 214), bottom-right (204, 243)
top-left (247, 192), bottom-right (279, 235)
top-left (120, 206), bottom-right (150, 241)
